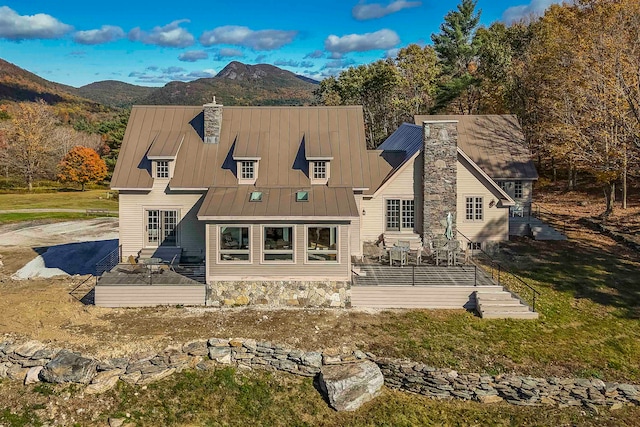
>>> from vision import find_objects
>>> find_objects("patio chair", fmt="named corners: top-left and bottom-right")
top-left (389, 247), bottom-right (407, 267)
top-left (126, 255), bottom-right (144, 273)
top-left (410, 242), bottom-right (423, 265)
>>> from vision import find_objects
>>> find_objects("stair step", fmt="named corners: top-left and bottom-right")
top-left (480, 304), bottom-right (531, 313)
top-left (478, 300), bottom-right (522, 307)
top-left (481, 311), bottom-right (539, 319)
top-left (476, 293), bottom-right (516, 301)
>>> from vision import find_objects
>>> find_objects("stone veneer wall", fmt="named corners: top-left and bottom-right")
top-left (207, 280), bottom-right (351, 308)
top-left (1, 339), bottom-right (639, 409)
top-left (203, 102), bottom-right (222, 144)
top-left (422, 120), bottom-right (458, 247)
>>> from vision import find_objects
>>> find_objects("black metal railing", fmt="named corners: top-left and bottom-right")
top-left (530, 202), bottom-right (567, 234)
top-left (95, 244), bottom-right (122, 276)
top-left (351, 264), bottom-right (480, 287)
top-left (457, 230), bottom-right (540, 312)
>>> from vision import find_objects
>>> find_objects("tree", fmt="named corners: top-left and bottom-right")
top-left (431, 0), bottom-right (483, 113)
top-left (3, 101), bottom-right (59, 191)
top-left (57, 146), bottom-right (107, 191)
top-left (395, 44), bottom-right (439, 116)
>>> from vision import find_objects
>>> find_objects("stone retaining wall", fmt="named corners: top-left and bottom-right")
top-left (1, 339), bottom-right (638, 409)
top-left (579, 217), bottom-right (640, 252)
top-left (207, 280), bottom-right (351, 307)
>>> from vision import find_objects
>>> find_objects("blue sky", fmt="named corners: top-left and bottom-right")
top-left (0, 0), bottom-right (560, 87)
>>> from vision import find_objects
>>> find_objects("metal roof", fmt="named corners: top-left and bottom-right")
top-left (111, 105), bottom-right (390, 191)
top-left (413, 114), bottom-right (538, 180)
top-left (197, 186), bottom-right (359, 220)
top-left (147, 130), bottom-right (184, 159)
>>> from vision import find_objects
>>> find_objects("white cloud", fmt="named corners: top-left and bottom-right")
top-left (352, 0), bottom-right (421, 20)
top-left (325, 29), bottom-right (399, 54)
top-left (322, 58), bottom-right (357, 70)
top-left (129, 67), bottom-right (216, 84)
top-left (385, 48), bottom-right (400, 58)
top-left (128, 19), bottom-right (194, 48)
top-left (73, 25), bottom-right (124, 45)
top-left (274, 59), bottom-right (299, 67)
top-left (502, 0), bottom-right (561, 23)
top-left (0, 6), bottom-right (72, 40)
top-left (304, 50), bottom-right (324, 59)
top-left (178, 50), bottom-right (209, 62)
top-left (199, 26), bottom-right (297, 50)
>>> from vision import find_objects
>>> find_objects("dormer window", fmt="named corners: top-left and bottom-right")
top-left (238, 159), bottom-right (258, 184)
top-left (310, 160), bottom-right (330, 184)
top-left (156, 161), bottom-right (169, 179)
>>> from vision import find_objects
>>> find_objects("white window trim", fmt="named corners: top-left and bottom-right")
top-left (238, 160), bottom-right (258, 184)
top-left (384, 197), bottom-right (415, 232)
top-left (142, 206), bottom-right (181, 248)
top-left (304, 225), bottom-right (340, 264)
top-left (310, 161), bottom-right (330, 185)
top-left (464, 196), bottom-right (484, 222)
top-left (217, 225), bottom-right (252, 264)
top-left (261, 225), bottom-right (295, 264)
top-left (154, 160), bottom-right (170, 179)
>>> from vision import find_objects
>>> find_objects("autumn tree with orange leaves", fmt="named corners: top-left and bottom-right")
top-left (57, 146), bottom-right (107, 191)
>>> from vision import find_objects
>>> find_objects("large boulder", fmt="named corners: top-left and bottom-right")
top-left (319, 361), bottom-right (384, 411)
top-left (39, 350), bottom-right (97, 384)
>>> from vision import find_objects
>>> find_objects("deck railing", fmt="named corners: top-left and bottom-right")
top-left (95, 244), bottom-right (122, 276)
top-left (457, 230), bottom-right (540, 312)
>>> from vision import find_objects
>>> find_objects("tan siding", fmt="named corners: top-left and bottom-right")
top-left (207, 223), bottom-right (350, 280)
top-left (361, 157), bottom-right (419, 241)
top-left (351, 195), bottom-right (363, 257)
top-left (457, 161), bottom-right (509, 242)
top-left (95, 285), bottom-right (205, 307)
top-left (119, 180), bottom-right (206, 259)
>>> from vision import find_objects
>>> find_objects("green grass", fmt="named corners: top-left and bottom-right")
top-left (1, 369), bottom-right (638, 426)
top-left (0, 189), bottom-right (118, 211)
top-left (0, 212), bottom-right (114, 224)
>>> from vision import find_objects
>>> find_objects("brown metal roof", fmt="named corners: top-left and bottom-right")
top-left (197, 186), bottom-right (359, 220)
top-left (305, 130), bottom-right (334, 159)
top-left (413, 115), bottom-right (538, 180)
top-left (111, 105), bottom-right (388, 190)
top-left (147, 130), bottom-right (184, 159)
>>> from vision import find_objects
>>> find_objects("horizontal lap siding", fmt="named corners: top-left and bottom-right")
top-left (350, 285), bottom-right (501, 309)
top-left (95, 285), bottom-right (205, 307)
top-left (119, 179), bottom-right (205, 259)
top-left (207, 223), bottom-right (350, 280)
top-left (361, 158), bottom-right (420, 241)
top-left (457, 162), bottom-right (508, 242)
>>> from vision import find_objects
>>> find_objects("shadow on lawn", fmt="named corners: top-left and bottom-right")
top-left (503, 232), bottom-right (640, 319)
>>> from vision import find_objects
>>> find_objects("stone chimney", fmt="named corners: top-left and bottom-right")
top-left (203, 96), bottom-right (222, 144)
top-left (422, 120), bottom-right (458, 247)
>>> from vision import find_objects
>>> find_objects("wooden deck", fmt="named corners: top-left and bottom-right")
top-left (352, 265), bottom-right (495, 287)
top-left (94, 265), bottom-right (206, 307)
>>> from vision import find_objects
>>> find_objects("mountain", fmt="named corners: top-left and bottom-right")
top-left (139, 62), bottom-right (318, 106)
top-left (76, 81), bottom-right (157, 107)
top-left (0, 58), bottom-right (95, 106)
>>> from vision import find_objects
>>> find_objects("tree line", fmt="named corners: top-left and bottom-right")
top-left (315, 0), bottom-right (640, 213)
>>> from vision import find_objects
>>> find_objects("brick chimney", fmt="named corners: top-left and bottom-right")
top-left (422, 120), bottom-right (458, 247)
top-left (203, 96), bottom-right (222, 144)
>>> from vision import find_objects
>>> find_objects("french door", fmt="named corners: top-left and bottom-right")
top-left (146, 210), bottom-right (178, 247)
top-left (386, 199), bottom-right (414, 231)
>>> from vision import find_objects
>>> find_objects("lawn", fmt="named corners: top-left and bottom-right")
top-left (0, 189), bottom-right (118, 211)
top-left (0, 369), bottom-right (638, 426)
top-left (0, 212), bottom-right (111, 224)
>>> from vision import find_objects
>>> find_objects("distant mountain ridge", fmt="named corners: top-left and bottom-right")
top-left (0, 59), bottom-right (318, 108)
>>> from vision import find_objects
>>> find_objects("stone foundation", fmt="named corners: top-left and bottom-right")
top-left (206, 280), bottom-right (351, 308)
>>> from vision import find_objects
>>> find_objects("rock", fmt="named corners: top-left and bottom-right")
top-left (7, 365), bottom-right (28, 381)
top-left (85, 375), bottom-right (119, 394)
top-left (138, 367), bottom-right (175, 385)
top-left (618, 384), bottom-right (638, 396)
top-left (209, 347), bottom-right (231, 361)
top-left (120, 372), bottom-right (141, 385)
top-left (302, 352), bottom-right (322, 368)
top-left (183, 340), bottom-right (208, 356)
top-left (108, 417), bottom-right (126, 427)
top-left (477, 394), bottom-right (504, 404)
top-left (91, 369), bottom-right (125, 384)
top-left (13, 341), bottom-right (46, 358)
top-left (39, 350), bottom-right (97, 384)
top-left (319, 361), bottom-right (384, 412)
top-left (610, 403), bottom-right (624, 411)
top-left (229, 339), bottom-right (243, 348)
top-left (24, 366), bottom-right (43, 385)
top-left (235, 295), bottom-right (250, 305)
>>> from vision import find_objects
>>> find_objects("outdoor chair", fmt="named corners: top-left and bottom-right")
top-left (126, 255), bottom-right (144, 273)
top-left (410, 242), bottom-right (424, 265)
top-left (389, 247), bottom-right (407, 267)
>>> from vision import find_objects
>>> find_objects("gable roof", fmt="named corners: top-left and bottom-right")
top-left (111, 105), bottom-right (390, 191)
top-left (413, 114), bottom-right (538, 180)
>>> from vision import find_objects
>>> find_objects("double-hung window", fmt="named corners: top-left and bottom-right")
top-left (313, 161), bottom-right (327, 180)
top-left (307, 226), bottom-right (338, 262)
top-left (263, 226), bottom-right (294, 262)
top-left (465, 197), bottom-right (483, 221)
top-left (386, 199), bottom-right (414, 231)
top-left (156, 161), bottom-right (169, 178)
top-left (219, 226), bottom-right (250, 261)
top-left (514, 181), bottom-right (523, 199)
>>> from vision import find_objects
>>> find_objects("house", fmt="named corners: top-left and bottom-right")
top-left (109, 103), bottom-right (537, 307)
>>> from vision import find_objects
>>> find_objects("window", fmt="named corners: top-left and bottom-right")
top-left (313, 161), bottom-right (327, 179)
top-left (307, 226), bottom-right (338, 262)
top-left (514, 181), bottom-right (523, 199)
top-left (249, 191), bottom-right (263, 202)
top-left (465, 197), bottom-right (483, 221)
top-left (219, 226), bottom-right (250, 261)
top-left (386, 199), bottom-right (414, 231)
top-left (296, 191), bottom-right (309, 202)
top-left (156, 161), bottom-right (169, 178)
top-left (263, 226), bottom-right (294, 261)
top-left (146, 210), bottom-right (178, 246)
top-left (240, 161), bottom-right (255, 180)
top-left (499, 181), bottom-right (508, 191)
top-left (467, 242), bottom-right (482, 251)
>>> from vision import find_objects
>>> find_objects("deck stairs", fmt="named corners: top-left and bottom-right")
top-left (475, 288), bottom-right (539, 319)
top-left (509, 217), bottom-right (567, 241)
